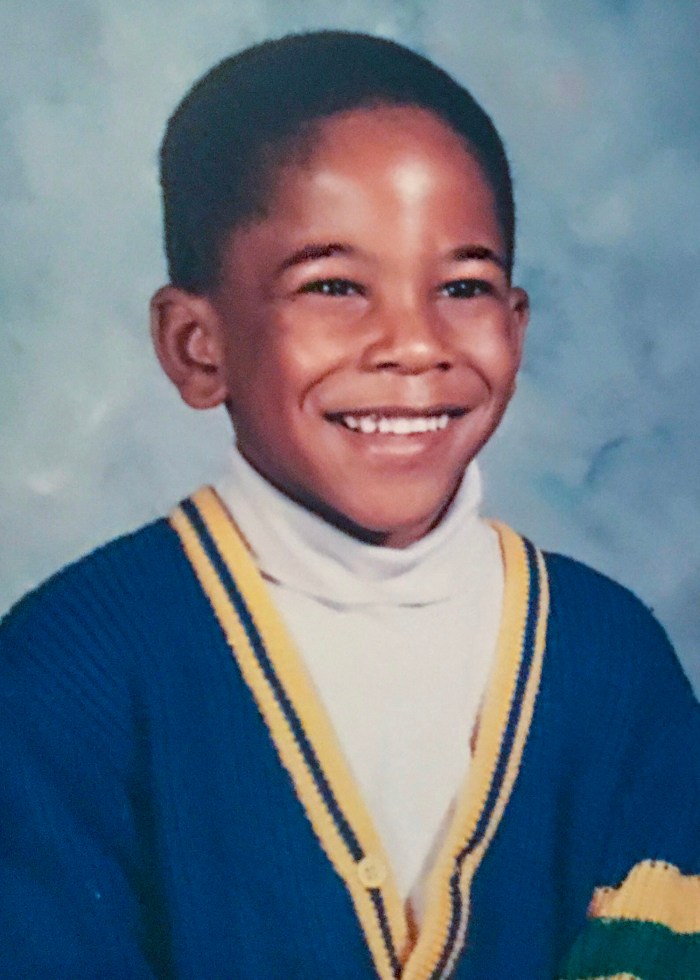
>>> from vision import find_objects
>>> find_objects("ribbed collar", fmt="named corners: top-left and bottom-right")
top-left (215, 445), bottom-right (490, 608)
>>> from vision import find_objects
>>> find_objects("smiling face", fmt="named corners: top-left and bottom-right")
top-left (173, 106), bottom-right (528, 546)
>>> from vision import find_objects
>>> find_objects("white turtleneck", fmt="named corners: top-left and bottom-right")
top-left (215, 447), bottom-right (503, 913)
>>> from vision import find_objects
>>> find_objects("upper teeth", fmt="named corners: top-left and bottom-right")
top-left (341, 414), bottom-right (450, 434)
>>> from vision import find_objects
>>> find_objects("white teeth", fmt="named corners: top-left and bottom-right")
top-left (340, 413), bottom-right (452, 434)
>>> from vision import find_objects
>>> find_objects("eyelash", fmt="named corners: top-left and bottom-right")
top-left (440, 279), bottom-right (494, 299)
top-left (297, 277), bottom-right (494, 299)
top-left (298, 278), bottom-right (364, 298)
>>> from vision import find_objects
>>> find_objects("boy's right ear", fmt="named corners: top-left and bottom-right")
top-left (150, 286), bottom-right (228, 410)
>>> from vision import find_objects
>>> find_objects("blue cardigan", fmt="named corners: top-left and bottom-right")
top-left (2, 487), bottom-right (699, 979)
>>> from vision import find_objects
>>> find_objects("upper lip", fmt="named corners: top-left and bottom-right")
top-left (325, 405), bottom-right (467, 420)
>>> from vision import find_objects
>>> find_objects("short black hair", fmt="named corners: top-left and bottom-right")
top-left (160, 30), bottom-right (515, 294)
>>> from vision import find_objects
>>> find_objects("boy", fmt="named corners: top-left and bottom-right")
top-left (1, 30), bottom-right (699, 980)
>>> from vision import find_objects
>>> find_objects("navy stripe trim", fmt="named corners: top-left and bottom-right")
top-left (429, 537), bottom-right (541, 979)
top-left (370, 890), bottom-right (403, 979)
top-left (180, 497), bottom-right (400, 971)
top-left (181, 497), bottom-right (362, 856)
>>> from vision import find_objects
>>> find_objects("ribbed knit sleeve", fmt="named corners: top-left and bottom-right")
top-left (543, 553), bottom-right (700, 979)
top-left (0, 524), bottom-right (174, 979)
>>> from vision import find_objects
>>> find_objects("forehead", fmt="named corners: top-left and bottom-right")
top-left (256, 105), bottom-right (502, 244)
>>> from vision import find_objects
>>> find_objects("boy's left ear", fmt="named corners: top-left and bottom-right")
top-left (150, 286), bottom-right (228, 410)
top-left (508, 286), bottom-right (530, 358)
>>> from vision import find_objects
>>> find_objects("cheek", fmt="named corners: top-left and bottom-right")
top-left (453, 320), bottom-right (520, 387)
top-left (225, 324), bottom-right (296, 400)
top-left (229, 346), bottom-right (329, 443)
top-left (280, 314), bottom-right (358, 378)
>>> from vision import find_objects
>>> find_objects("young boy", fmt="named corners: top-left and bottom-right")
top-left (1, 30), bottom-right (699, 980)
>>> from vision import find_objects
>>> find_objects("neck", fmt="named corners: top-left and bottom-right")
top-left (215, 442), bottom-right (488, 607)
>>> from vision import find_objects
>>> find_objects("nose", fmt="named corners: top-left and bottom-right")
top-left (361, 300), bottom-right (453, 375)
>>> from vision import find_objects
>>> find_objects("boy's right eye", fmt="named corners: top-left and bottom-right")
top-left (297, 278), bottom-right (364, 298)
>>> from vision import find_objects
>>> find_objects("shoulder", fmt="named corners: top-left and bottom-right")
top-left (534, 544), bottom-right (696, 724)
top-left (542, 547), bottom-right (666, 644)
top-left (0, 516), bottom-right (195, 747)
top-left (1, 516), bottom-right (184, 643)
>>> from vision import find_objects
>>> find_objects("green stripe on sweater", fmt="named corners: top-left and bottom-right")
top-left (559, 917), bottom-right (700, 980)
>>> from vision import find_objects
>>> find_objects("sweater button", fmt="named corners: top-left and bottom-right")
top-left (357, 854), bottom-right (387, 889)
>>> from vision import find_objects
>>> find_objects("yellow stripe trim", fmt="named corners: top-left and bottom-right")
top-left (599, 974), bottom-right (643, 979)
top-left (171, 489), bottom-right (549, 979)
top-left (402, 524), bottom-right (549, 978)
top-left (589, 860), bottom-right (700, 934)
top-left (170, 490), bottom-right (406, 979)
top-left (568, 974), bottom-right (642, 980)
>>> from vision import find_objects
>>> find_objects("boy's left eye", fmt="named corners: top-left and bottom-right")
top-left (440, 279), bottom-right (494, 299)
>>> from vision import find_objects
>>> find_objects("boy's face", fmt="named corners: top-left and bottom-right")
top-left (207, 106), bottom-right (528, 546)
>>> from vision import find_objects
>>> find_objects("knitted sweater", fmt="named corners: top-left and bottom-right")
top-left (1, 487), bottom-right (699, 979)
top-left (215, 449), bottom-right (503, 913)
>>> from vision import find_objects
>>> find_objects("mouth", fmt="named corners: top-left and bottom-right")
top-left (325, 406), bottom-right (467, 435)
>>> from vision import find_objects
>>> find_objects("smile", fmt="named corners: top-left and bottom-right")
top-left (327, 408), bottom-right (466, 435)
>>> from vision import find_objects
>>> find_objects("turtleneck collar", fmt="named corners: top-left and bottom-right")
top-left (215, 445), bottom-right (492, 608)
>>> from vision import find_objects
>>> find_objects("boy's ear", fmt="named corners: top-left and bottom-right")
top-left (508, 286), bottom-right (530, 359)
top-left (150, 286), bottom-right (228, 410)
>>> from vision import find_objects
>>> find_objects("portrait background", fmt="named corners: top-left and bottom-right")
top-left (2, 0), bottom-right (699, 688)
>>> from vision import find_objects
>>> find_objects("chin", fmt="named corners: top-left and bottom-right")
top-left (328, 494), bottom-right (453, 548)
top-left (287, 464), bottom-right (462, 546)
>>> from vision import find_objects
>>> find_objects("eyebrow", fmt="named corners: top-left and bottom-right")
top-left (274, 241), bottom-right (506, 275)
top-left (275, 242), bottom-right (356, 275)
top-left (448, 245), bottom-right (506, 269)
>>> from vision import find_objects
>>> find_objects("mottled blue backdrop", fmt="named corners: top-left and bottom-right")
top-left (2, 0), bottom-right (699, 686)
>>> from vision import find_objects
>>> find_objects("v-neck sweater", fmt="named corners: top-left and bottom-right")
top-left (215, 448), bottom-right (504, 905)
top-left (3, 493), bottom-right (700, 979)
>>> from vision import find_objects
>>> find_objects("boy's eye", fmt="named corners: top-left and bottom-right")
top-left (440, 278), bottom-right (494, 299)
top-left (298, 278), bottom-right (364, 298)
